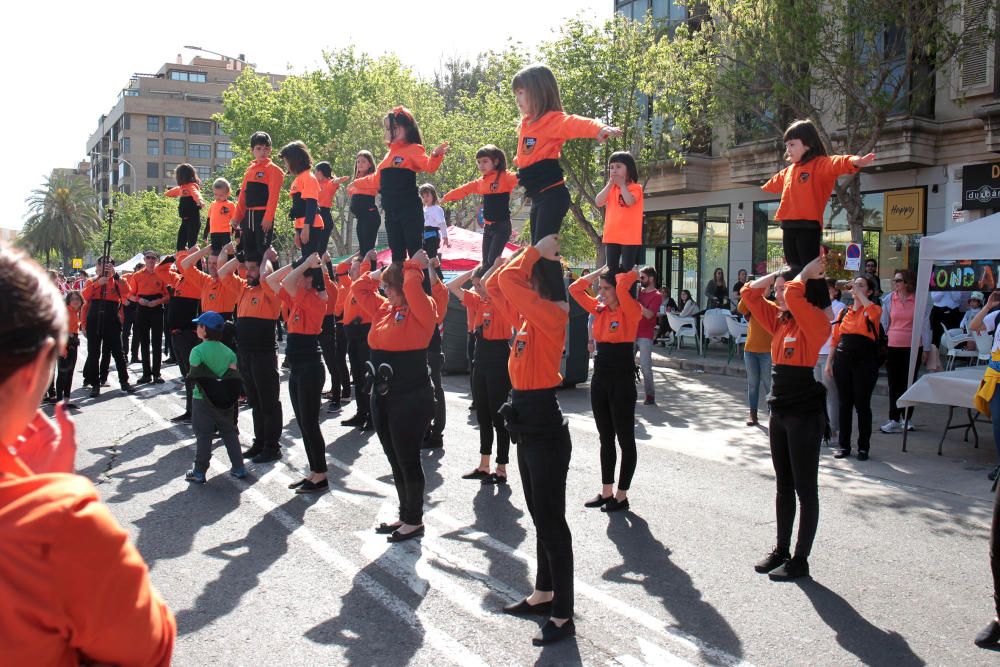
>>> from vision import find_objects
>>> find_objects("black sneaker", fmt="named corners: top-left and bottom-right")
top-left (170, 412), bottom-right (191, 424)
top-left (974, 620), bottom-right (1000, 647)
top-left (252, 447), bottom-right (282, 464)
top-left (768, 556), bottom-right (810, 581)
top-left (833, 448), bottom-right (850, 459)
top-left (122, 384), bottom-right (136, 394)
top-left (341, 413), bottom-right (365, 427)
top-left (359, 417), bottom-right (374, 432)
top-left (242, 442), bottom-right (265, 460)
top-left (153, 376), bottom-right (165, 384)
top-left (326, 401), bottom-right (342, 414)
top-left (89, 386), bottom-right (101, 398)
top-left (754, 547), bottom-right (790, 573)
top-left (856, 450), bottom-right (869, 461)
top-left (341, 387), bottom-right (352, 401)
top-left (532, 619), bottom-right (576, 646)
top-left (136, 375), bottom-right (152, 385)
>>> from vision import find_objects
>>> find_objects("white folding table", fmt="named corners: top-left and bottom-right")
top-left (897, 366), bottom-right (986, 455)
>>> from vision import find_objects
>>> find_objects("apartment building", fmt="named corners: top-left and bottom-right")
top-left (617, 0), bottom-right (1000, 303)
top-left (85, 54), bottom-right (283, 209)
top-left (51, 160), bottom-right (92, 184)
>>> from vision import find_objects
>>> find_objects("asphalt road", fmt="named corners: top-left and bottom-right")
top-left (65, 342), bottom-right (1000, 666)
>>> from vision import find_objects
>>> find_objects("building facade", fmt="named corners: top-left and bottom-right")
top-left (85, 55), bottom-right (282, 209)
top-left (617, 0), bottom-right (1000, 306)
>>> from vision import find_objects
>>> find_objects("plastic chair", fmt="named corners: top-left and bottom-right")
top-left (974, 332), bottom-right (993, 364)
top-left (941, 325), bottom-right (977, 370)
top-left (666, 312), bottom-right (701, 355)
top-left (701, 308), bottom-right (731, 356)
top-left (726, 316), bottom-right (749, 365)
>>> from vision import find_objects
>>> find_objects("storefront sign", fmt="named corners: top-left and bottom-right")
top-left (930, 260), bottom-right (1000, 291)
top-left (71, 258), bottom-right (83, 269)
top-left (883, 188), bottom-right (925, 234)
top-left (962, 162), bottom-right (1000, 210)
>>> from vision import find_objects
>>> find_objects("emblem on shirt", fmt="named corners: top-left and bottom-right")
top-left (294, 313), bottom-right (301, 323)
top-left (394, 310), bottom-right (405, 322)
top-left (515, 339), bottom-right (527, 356)
top-left (523, 137), bottom-right (536, 154)
top-left (617, 194), bottom-right (626, 206)
top-left (223, 205), bottom-right (231, 214)
top-left (609, 321), bottom-right (620, 331)
top-left (208, 293), bottom-right (216, 301)
top-left (251, 297), bottom-right (259, 306)
top-left (255, 171), bottom-right (264, 178)
top-left (784, 346), bottom-right (794, 358)
top-left (799, 172), bottom-right (810, 183)
top-left (490, 182), bottom-right (499, 192)
top-left (393, 156), bottom-right (405, 166)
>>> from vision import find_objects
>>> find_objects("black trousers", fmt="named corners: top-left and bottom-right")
top-left (472, 357), bottom-right (511, 463)
top-left (482, 221), bottom-right (511, 268)
top-left (346, 323), bottom-right (371, 417)
top-left (171, 329), bottom-right (199, 415)
top-left (529, 184), bottom-right (571, 300)
top-left (238, 347), bottom-right (282, 449)
top-left (176, 214), bottom-right (201, 251)
top-left (297, 227), bottom-right (326, 291)
top-left (605, 244), bottom-right (640, 278)
top-left (385, 202), bottom-right (423, 263)
top-left (83, 309), bottom-right (129, 388)
top-left (209, 231), bottom-right (232, 256)
top-left (239, 210), bottom-right (275, 263)
top-left (335, 321), bottom-right (351, 394)
top-left (769, 409), bottom-right (823, 559)
top-left (990, 480), bottom-right (1000, 618)
top-left (427, 342), bottom-right (446, 439)
top-left (56, 338), bottom-right (79, 400)
top-left (121, 303), bottom-right (137, 358)
top-left (136, 304), bottom-right (164, 378)
top-left (354, 205), bottom-right (381, 258)
top-left (319, 315), bottom-right (345, 395)
top-left (317, 207), bottom-right (335, 254)
top-left (780, 222), bottom-right (830, 309)
top-left (930, 305), bottom-right (963, 346)
top-left (163, 314), bottom-right (172, 356)
top-left (591, 368), bottom-right (638, 490)
top-left (288, 353), bottom-right (326, 473)
top-left (886, 346), bottom-right (921, 422)
top-left (832, 345), bottom-right (879, 453)
top-left (372, 383), bottom-right (434, 525)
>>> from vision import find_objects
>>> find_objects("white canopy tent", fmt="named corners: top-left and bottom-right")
top-left (910, 211), bottom-right (1000, 387)
top-left (85, 252), bottom-right (146, 276)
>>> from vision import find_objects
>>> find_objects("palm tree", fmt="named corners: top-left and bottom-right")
top-left (21, 176), bottom-right (102, 270)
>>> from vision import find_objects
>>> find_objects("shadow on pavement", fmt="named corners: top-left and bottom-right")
top-left (604, 512), bottom-right (743, 666)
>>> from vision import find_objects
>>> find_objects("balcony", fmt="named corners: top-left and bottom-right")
top-left (643, 154), bottom-right (715, 195)
top-left (724, 138), bottom-right (784, 185)
top-left (975, 103), bottom-right (1000, 153)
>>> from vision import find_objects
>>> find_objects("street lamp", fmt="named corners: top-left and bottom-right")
top-left (184, 46), bottom-right (250, 65)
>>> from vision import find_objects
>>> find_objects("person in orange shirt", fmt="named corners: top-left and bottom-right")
top-left (233, 131), bottom-right (286, 264)
top-left (347, 150), bottom-right (381, 267)
top-left (340, 254), bottom-right (375, 431)
top-left (280, 140), bottom-right (327, 292)
top-left (121, 264), bottom-right (143, 365)
top-left (740, 255), bottom-right (831, 581)
top-left (737, 288), bottom-right (775, 426)
top-left (156, 249), bottom-right (201, 422)
top-left (218, 246), bottom-right (285, 464)
top-left (511, 64), bottom-right (620, 301)
top-left (132, 251), bottom-right (170, 385)
top-left (201, 177), bottom-right (239, 256)
top-left (81, 257), bottom-right (135, 398)
top-left (442, 145), bottom-right (519, 268)
top-left (165, 163), bottom-right (204, 251)
top-left (596, 151), bottom-right (644, 278)
top-left (0, 243), bottom-right (175, 666)
top-left (423, 256), bottom-right (450, 449)
top-left (180, 245), bottom-right (241, 321)
top-left (268, 253), bottom-right (330, 494)
top-left (761, 119), bottom-right (875, 311)
top-left (824, 274), bottom-right (882, 460)
top-left (314, 161), bottom-right (349, 255)
top-left (449, 259), bottom-right (516, 483)
top-left (350, 106), bottom-right (449, 264)
top-left (351, 249), bottom-right (438, 542)
top-left (570, 266), bottom-right (642, 513)
top-left (54, 290), bottom-right (84, 409)
top-left (495, 234), bottom-right (576, 646)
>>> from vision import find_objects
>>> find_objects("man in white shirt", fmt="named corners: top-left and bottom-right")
top-left (930, 290), bottom-right (966, 346)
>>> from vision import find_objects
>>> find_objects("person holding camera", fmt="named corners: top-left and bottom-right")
top-left (81, 257), bottom-right (135, 397)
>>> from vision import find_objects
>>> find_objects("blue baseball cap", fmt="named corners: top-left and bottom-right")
top-left (192, 311), bottom-right (225, 331)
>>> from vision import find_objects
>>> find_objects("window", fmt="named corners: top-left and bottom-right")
top-left (165, 116), bottom-right (184, 133)
top-left (165, 163), bottom-right (178, 178)
top-left (216, 123), bottom-right (226, 135)
top-left (196, 166), bottom-right (212, 181)
top-left (189, 120), bottom-right (212, 135)
top-left (189, 143), bottom-right (211, 159)
top-left (169, 70), bottom-right (207, 83)
top-left (123, 88), bottom-right (139, 97)
top-left (147, 162), bottom-right (159, 179)
top-left (121, 137), bottom-right (131, 154)
top-left (216, 142), bottom-right (234, 159)
top-left (147, 139), bottom-right (159, 156)
top-left (147, 115), bottom-right (160, 132)
top-left (123, 114), bottom-right (130, 130)
top-left (165, 139), bottom-right (185, 156)
top-left (118, 161), bottom-right (130, 180)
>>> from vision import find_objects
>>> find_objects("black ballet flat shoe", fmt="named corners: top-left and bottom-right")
top-left (462, 468), bottom-right (490, 480)
top-left (856, 450), bottom-right (870, 461)
top-left (483, 473), bottom-right (508, 485)
top-left (296, 479), bottom-right (329, 494)
top-left (532, 619), bottom-right (576, 646)
top-left (341, 413), bottom-right (365, 427)
top-left (359, 418), bottom-right (374, 432)
top-left (584, 494), bottom-right (613, 509)
top-left (288, 478), bottom-right (309, 490)
top-left (387, 526), bottom-right (424, 543)
top-left (768, 556), bottom-right (810, 581)
top-left (375, 522), bottom-right (403, 535)
top-left (833, 448), bottom-right (851, 459)
top-left (601, 498), bottom-right (629, 513)
top-left (503, 598), bottom-right (552, 616)
top-left (975, 620), bottom-right (1000, 647)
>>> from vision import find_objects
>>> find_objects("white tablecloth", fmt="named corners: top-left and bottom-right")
top-left (897, 366), bottom-right (986, 410)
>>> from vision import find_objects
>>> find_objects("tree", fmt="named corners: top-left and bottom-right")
top-left (647, 0), bottom-right (996, 243)
top-left (21, 175), bottom-right (102, 270)
top-left (84, 190), bottom-right (179, 261)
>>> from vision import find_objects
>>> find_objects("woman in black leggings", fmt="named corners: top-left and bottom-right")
top-left (569, 265), bottom-right (641, 513)
top-left (740, 256), bottom-right (831, 580)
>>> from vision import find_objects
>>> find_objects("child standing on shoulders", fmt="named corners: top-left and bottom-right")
top-left (55, 291), bottom-right (84, 409)
top-left (351, 106), bottom-right (449, 264)
top-left (314, 161), bottom-right (349, 255)
top-left (761, 119), bottom-right (875, 312)
top-left (233, 131), bottom-right (285, 264)
top-left (419, 184), bottom-right (449, 259)
top-left (441, 145), bottom-right (519, 268)
top-left (184, 311), bottom-right (246, 484)
top-left (347, 150), bottom-right (381, 268)
top-left (202, 178), bottom-right (238, 257)
top-left (596, 151), bottom-right (643, 278)
top-left (165, 164), bottom-right (204, 251)
top-left (512, 63), bottom-right (621, 301)
top-left (279, 141), bottom-right (326, 292)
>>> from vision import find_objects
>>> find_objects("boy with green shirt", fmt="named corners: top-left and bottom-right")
top-left (184, 311), bottom-right (247, 483)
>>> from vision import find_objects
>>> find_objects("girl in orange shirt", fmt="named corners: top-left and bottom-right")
top-left (279, 141), bottom-right (326, 292)
top-left (55, 291), bottom-right (84, 408)
top-left (165, 163), bottom-right (204, 251)
top-left (511, 64), bottom-right (620, 301)
top-left (442, 145), bottom-right (519, 268)
top-left (348, 150), bottom-right (381, 269)
top-left (314, 161), bottom-right (349, 255)
top-left (495, 234), bottom-right (576, 646)
top-left (761, 119), bottom-right (875, 310)
top-left (596, 151), bottom-right (644, 278)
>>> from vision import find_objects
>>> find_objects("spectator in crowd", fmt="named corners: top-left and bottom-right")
top-left (929, 289), bottom-right (965, 347)
top-left (635, 266), bottom-right (663, 405)
top-left (864, 259), bottom-right (883, 300)
top-left (655, 288), bottom-right (678, 344)
top-left (961, 292), bottom-right (985, 333)
top-left (737, 282), bottom-right (774, 426)
top-left (815, 278), bottom-right (845, 443)
top-left (678, 289), bottom-right (698, 318)
top-left (880, 269), bottom-right (930, 434)
top-left (704, 268), bottom-right (729, 309)
top-left (731, 268), bottom-right (748, 308)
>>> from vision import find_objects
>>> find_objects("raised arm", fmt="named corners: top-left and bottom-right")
top-left (497, 241), bottom-right (568, 332)
top-left (595, 179), bottom-right (613, 208)
top-left (265, 263), bottom-right (293, 296)
top-left (447, 268), bottom-right (476, 300)
top-left (568, 265), bottom-right (606, 315)
top-left (441, 179), bottom-right (479, 203)
top-left (215, 243), bottom-right (240, 279)
top-left (615, 270), bottom-right (642, 321)
top-left (180, 245), bottom-right (212, 272)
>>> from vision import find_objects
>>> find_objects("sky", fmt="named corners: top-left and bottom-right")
top-left (1, 0), bottom-right (609, 230)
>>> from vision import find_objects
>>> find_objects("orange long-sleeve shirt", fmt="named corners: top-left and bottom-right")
top-left (761, 155), bottom-right (858, 224)
top-left (154, 250), bottom-right (201, 300)
top-left (347, 177), bottom-right (379, 198)
top-left (0, 414), bottom-right (175, 667)
top-left (351, 142), bottom-right (445, 193)
top-left (442, 171), bottom-right (518, 203)
top-left (82, 275), bottom-right (130, 304)
top-left (602, 183), bottom-right (644, 246)
top-left (232, 276), bottom-right (282, 321)
top-left (353, 261), bottom-right (437, 351)
top-left (279, 286), bottom-right (327, 335)
top-left (740, 281), bottom-right (831, 367)
top-left (183, 264), bottom-right (239, 314)
top-left (206, 199), bottom-right (239, 234)
top-left (569, 271), bottom-right (641, 342)
top-left (322, 268), bottom-right (340, 315)
top-left (340, 264), bottom-right (373, 325)
top-left (461, 289), bottom-right (481, 332)
top-left (289, 171), bottom-right (323, 229)
top-left (830, 302), bottom-right (882, 350)
top-left (318, 179), bottom-right (341, 207)
top-left (515, 111), bottom-right (605, 169)
top-left (130, 269), bottom-right (169, 299)
top-left (471, 271), bottom-right (517, 341)
top-left (737, 299), bottom-right (774, 354)
top-left (164, 183), bottom-right (204, 207)
top-left (432, 280), bottom-right (448, 325)
top-left (233, 158), bottom-right (285, 223)
top-left (497, 246), bottom-right (568, 390)
top-left (67, 307), bottom-right (82, 336)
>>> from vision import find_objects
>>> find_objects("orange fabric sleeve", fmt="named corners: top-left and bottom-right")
top-left (761, 167), bottom-right (787, 195)
top-left (164, 186), bottom-right (182, 198)
top-left (351, 170), bottom-right (381, 192)
top-left (556, 113), bottom-right (605, 140)
top-left (568, 277), bottom-right (600, 315)
top-left (265, 165), bottom-right (284, 222)
top-left (484, 269), bottom-right (517, 326)
top-left (740, 284), bottom-right (780, 336)
top-left (498, 247), bottom-right (566, 333)
top-left (401, 262), bottom-right (435, 329)
top-left (782, 280), bottom-right (832, 349)
top-left (615, 271), bottom-right (642, 323)
top-left (431, 280), bottom-right (449, 324)
top-left (233, 168), bottom-right (249, 220)
top-left (441, 179), bottom-right (480, 203)
top-left (350, 272), bottom-right (386, 321)
top-left (816, 154), bottom-right (859, 180)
